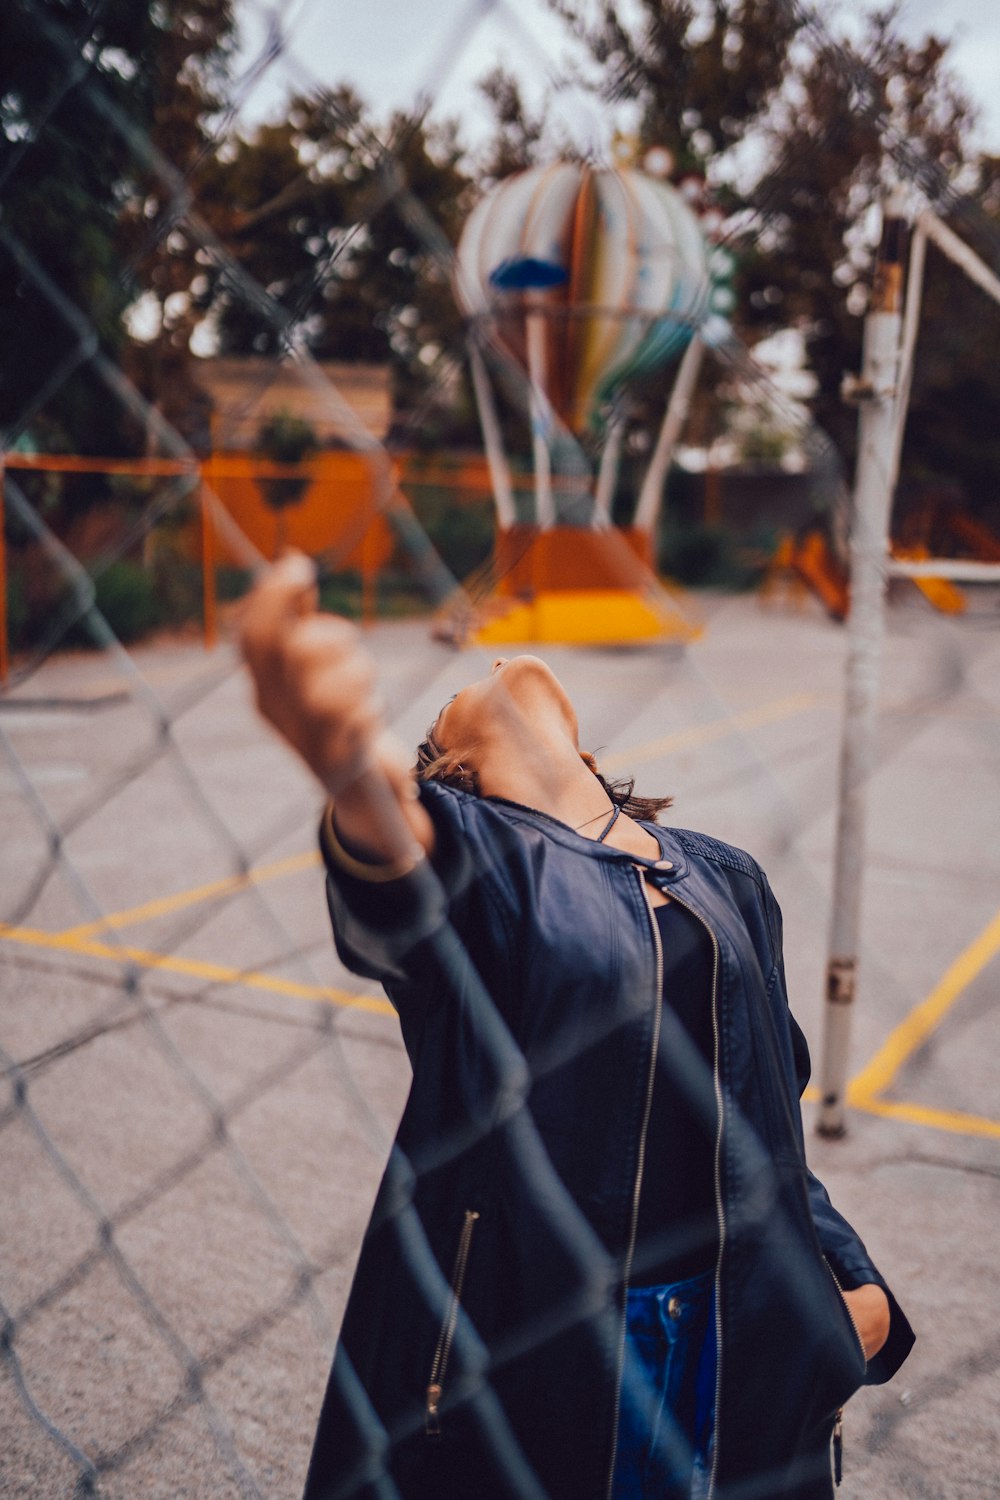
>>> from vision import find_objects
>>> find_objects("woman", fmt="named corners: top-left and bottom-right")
top-left (241, 555), bottom-right (913, 1500)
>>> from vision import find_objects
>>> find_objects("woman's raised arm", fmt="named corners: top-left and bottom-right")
top-left (239, 553), bottom-right (435, 869)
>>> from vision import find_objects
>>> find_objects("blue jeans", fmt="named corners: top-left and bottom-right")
top-left (611, 1269), bottom-right (717, 1500)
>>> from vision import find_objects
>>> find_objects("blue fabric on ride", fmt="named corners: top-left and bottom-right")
top-left (303, 781), bottom-right (914, 1500)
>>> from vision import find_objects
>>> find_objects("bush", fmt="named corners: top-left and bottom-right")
top-left (62, 560), bottom-right (163, 646)
top-left (408, 486), bottom-right (494, 582)
top-left (658, 523), bottom-right (762, 590)
top-left (317, 569), bottom-right (432, 621)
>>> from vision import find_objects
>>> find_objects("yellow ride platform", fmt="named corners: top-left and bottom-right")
top-left (449, 525), bottom-right (701, 647)
top-left (472, 586), bottom-right (701, 645)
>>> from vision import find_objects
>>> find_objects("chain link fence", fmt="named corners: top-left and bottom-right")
top-left (2, 1), bottom-right (1000, 1496)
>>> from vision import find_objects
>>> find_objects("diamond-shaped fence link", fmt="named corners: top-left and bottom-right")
top-left (2, 1), bottom-right (999, 1497)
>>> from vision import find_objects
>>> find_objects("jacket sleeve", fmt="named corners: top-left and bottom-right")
top-left (760, 869), bottom-right (916, 1386)
top-left (319, 779), bottom-right (478, 988)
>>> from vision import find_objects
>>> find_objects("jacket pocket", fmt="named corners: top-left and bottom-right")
top-left (426, 1209), bottom-right (480, 1437)
top-left (824, 1257), bottom-right (867, 1371)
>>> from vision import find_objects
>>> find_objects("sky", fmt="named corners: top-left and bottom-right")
top-left (231, 0), bottom-right (1000, 155)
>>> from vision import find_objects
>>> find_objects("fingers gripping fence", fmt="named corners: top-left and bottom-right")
top-left (1, 1), bottom-right (999, 1497)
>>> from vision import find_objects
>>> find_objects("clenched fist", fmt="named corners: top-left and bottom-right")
top-left (240, 553), bottom-right (433, 866)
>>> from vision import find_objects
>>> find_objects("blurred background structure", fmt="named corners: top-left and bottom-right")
top-left (2, 1), bottom-right (999, 1496)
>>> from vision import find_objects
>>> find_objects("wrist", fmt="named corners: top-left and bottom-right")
top-left (322, 803), bottom-right (426, 884)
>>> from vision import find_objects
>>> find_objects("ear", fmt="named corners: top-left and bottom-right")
top-left (441, 756), bottom-right (479, 796)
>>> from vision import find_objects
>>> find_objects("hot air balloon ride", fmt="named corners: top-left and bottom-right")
top-left (449, 159), bottom-right (725, 645)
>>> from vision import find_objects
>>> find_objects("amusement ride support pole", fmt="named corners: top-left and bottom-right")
top-left (468, 341), bottom-right (518, 531)
top-left (525, 302), bottom-right (556, 528)
top-left (633, 332), bottom-right (705, 535)
top-left (817, 190), bottom-right (909, 1138)
top-left (593, 413), bottom-right (625, 529)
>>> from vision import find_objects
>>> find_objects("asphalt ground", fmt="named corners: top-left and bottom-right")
top-left (1, 585), bottom-right (999, 1498)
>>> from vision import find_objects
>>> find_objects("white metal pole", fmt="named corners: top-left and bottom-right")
top-left (633, 333), bottom-right (705, 534)
top-left (918, 207), bottom-right (1000, 309)
top-left (593, 412), bottom-right (625, 529)
top-left (526, 307), bottom-right (556, 528)
top-left (887, 221), bottom-right (926, 489)
top-left (468, 340), bottom-right (518, 531)
top-left (817, 192), bottom-right (908, 1138)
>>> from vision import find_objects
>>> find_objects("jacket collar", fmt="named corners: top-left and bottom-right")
top-left (480, 794), bottom-right (690, 882)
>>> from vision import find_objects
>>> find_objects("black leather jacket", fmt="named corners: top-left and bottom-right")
top-left (303, 782), bottom-right (913, 1500)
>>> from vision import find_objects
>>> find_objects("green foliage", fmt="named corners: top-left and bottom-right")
top-left (550, 0), bottom-right (802, 179)
top-left (406, 487), bottom-right (495, 582)
top-left (899, 157), bottom-right (1000, 522)
top-left (0, 2), bottom-right (234, 474)
top-left (200, 90), bottom-right (474, 423)
top-left (255, 410), bottom-right (318, 545)
top-left (54, 561), bottom-right (162, 648)
top-left (737, 13), bottom-right (975, 480)
top-left (658, 523), bottom-right (761, 590)
top-left (541, 1), bottom-right (994, 516)
top-left (5, 0), bottom-right (997, 550)
top-left (476, 67), bottom-right (548, 180)
top-left (258, 410), bottom-right (319, 467)
top-left (317, 571), bottom-right (431, 620)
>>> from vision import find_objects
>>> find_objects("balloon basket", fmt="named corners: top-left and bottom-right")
top-left (437, 526), bottom-right (702, 647)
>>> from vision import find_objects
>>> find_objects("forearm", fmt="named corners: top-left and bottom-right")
top-left (240, 553), bottom-right (435, 870)
top-left (327, 746), bottom-right (436, 870)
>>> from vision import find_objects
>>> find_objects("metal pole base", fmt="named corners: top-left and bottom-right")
top-left (816, 1108), bottom-right (848, 1140)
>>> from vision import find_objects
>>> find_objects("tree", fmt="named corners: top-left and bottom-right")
top-left (0, 0), bottom-right (235, 477)
top-left (200, 90), bottom-right (475, 435)
top-left (550, 0), bottom-right (803, 180)
top-left (120, 0), bottom-right (237, 449)
top-left (897, 155), bottom-right (1000, 527)
top-left (469, 2), bottom-right (810, 476)
top-left (522, 0), bottom-right (992, 523)
top-left (739, 10), bottom-right (975, 476)
top-left (476, 67), bottom-right (548, 182)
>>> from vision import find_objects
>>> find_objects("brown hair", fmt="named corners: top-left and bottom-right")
top-left (414, 731), bottom-right (672, 824)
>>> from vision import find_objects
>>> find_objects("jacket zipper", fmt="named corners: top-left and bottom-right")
top-left (666, 886), bottom-right (724, 1500)
top-left (823, 1259), bottom-right (866, 1487)
top-left (824, 1257), bottom-right (867, 1367)
top-left (425, 1208), bottom-right (480, 1436)
top-left (604, 873), bottom-right (665, 1499)
top-left (832, 1408), bottom-right (844, 1486)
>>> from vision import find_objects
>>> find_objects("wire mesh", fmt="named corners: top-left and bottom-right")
top-left (2, 1), bottom-right (1000, 1497)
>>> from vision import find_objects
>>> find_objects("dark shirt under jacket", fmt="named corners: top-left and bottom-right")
top-left (632, 899), bottom-right (719, 1286)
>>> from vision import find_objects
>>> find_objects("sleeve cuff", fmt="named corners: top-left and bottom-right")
top-left (321, 803), bottom-right (426, 884)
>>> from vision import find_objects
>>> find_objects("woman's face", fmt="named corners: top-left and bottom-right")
top-left (433, 655), bottom-right (579, 760)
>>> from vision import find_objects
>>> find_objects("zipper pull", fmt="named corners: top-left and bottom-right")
top-left (832, 1408), bottom-right (844, 1486)
top-left (426, 1382), bottom-right (442, 1437)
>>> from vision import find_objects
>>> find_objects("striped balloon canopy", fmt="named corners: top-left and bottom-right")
top-left (454, 162), bottom-right (713, 436)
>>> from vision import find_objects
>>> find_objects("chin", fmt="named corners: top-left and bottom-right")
top-left (505, 653), bottom-right (554, 678)
top-left (496, 657), bottom-right (578, 736)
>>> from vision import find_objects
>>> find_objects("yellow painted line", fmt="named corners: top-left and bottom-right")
top-left (0, 923), bottom-right (393, 1018)
top-left (849, 1095), bottom-right (1000, 1141)
top-left (602, 692), bottom-right (823, 772)
top-left (784, 1084), bottom-right (1000, 1141)
top-left (847, 906), bottom-right (1000, 1100)
top-left (42, 694), bottom-right (819, 944)
top-left (55, 694), bottom-right (821, 940)
top-left (59, 851), bottom-right (322, 939)
top-left (806, 1084), bottom-right (1000, 1140)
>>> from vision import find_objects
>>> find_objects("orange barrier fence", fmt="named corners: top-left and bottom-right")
top-left (0, 449), bottom-right (433, 680)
